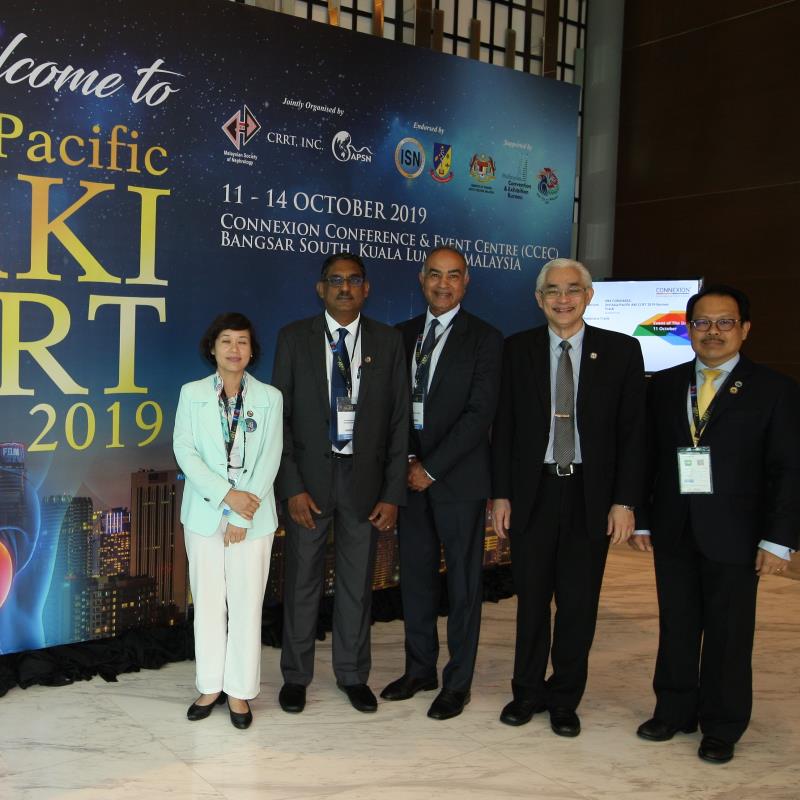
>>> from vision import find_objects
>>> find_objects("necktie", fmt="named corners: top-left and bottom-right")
top-left (553, 340), bottom-right (575, 470)
top-left (414, 318), bottom-right (440, 399)
top-left (697, 368), bottom-right (722, 418)
top-left (329, 327), bottom-right (351, 449)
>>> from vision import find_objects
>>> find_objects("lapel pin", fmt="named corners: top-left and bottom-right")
top-left (734, 380), bottom-right (743, 388)
top-left (245, 418), bottom-right (257, 432)
top-left (364, 356), bottom-right (372, 364)
top-left (729, 386), bottom-right (739, 394)
top-left (247, 410), bottom-right (254, 417)
top-left (590, 352), bottom-right (598, 360)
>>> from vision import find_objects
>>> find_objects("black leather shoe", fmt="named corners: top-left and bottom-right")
top-left (338, 683), bottom-right (378, 713)
top-left (698, 736), bottom-right (734, 764)
top-left (278, 683), bottom-right (307, 714)
top-left (499, 698), bottom-right (547, 726)
top-left (427, 689), bottom-right (470, 720)
top-left (380, 674), bottom-right (438, 701)
top-left (549, 707), bottom-right (581, 737)
top-left (186, 691), bottom-right (226, 721)
top-left (228, 699), bottom-right (252, 730)
top-left (637, 717), bottom-right (698, 742)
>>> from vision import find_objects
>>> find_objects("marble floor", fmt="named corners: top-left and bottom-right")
top-left (1, 548), bottom-right (798, 800)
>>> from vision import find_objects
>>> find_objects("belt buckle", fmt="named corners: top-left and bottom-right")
top-left (555, 463), bottom-right (574, 477)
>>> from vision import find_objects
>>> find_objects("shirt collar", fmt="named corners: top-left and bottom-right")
top-left (695, 353), bottom-right (740, 375)
top-left (426, 304), bottom-right (460, 331)
top-left (325, 311), bottom-right (361, 337)
top-left (548, 324), bottom-right (585, 353)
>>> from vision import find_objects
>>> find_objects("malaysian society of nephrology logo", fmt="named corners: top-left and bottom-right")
top-left (429, 143), bottom-right (454, 182)
top-left (536, 167), bottom-right (560, 202)
top-left (331, 131), bottom-right (373, 163)
top-left (222, 105), bottom-right (262, 150)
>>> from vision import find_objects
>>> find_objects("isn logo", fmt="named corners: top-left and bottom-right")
top-left (331, 131), bottom-right (373, 163)
top-left (469, 153), bottom-right (496, 183)
top-left (430, 143), bottom-right (454, 183)
top-left (395, 136), bottom-right (425, 178)
top-left (222, 105), bottom-right (261, 151)
top-left (536, 167), bottom-right (560, 202)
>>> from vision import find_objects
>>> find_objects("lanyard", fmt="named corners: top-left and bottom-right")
top-left (219, 384), bottom-right (244, 465)
top-left (413, 317), bottom-right (453, 390)
top-left (689, 370), bottom-right (728, 445)
top-left (324, 320), bottom-right (361, 397)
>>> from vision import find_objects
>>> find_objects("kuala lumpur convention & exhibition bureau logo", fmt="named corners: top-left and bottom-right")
top-left (536, 167), bottom-right (560, 202)
top-left (395, 136), bottom-right (425, 178)
top-left (331, 131), bottom-right (373, 164)
top-left (429, 143), bottom-right (454, 183)
top-left (222, 104), bottom-right (262, 151)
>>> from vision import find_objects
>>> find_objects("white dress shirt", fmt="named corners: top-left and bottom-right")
top-left (544, 325), bottom-right (584, 464)
top-left (410, 304), bottom-right (460, 391)
top-left (324, 311), bottom-right (362, 455)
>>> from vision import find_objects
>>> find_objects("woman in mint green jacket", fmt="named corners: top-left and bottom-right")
top-left (173, 312), bottom-right (282, 729)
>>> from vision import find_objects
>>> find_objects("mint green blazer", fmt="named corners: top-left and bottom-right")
top-left (173, 373), bottom-right (283, 537)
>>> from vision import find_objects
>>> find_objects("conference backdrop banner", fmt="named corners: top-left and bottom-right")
top-left (0, 0), bottom-right (579, 654)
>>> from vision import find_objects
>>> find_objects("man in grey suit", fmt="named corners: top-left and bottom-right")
top-left (272, 252), bottom-right (408, 713)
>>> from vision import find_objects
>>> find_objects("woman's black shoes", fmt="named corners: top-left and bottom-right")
top-left (228, 699), bottom-right (253, 729)
top-left (187, 691), bottom-right (227, 721)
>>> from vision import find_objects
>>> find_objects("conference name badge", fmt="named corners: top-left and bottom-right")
top-left (336, 396), bottom-right (356, 440)
top-left (677, 447), bottom-right (713, 494)
top-left (412, 391), bottom-right (424, 430)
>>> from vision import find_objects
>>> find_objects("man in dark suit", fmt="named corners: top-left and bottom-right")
top-left (381, 246), bottom-right (503, 720)
top-left (271, 252), bottom-right (408, 714)
top-left (492, 258), bottom-right (646, 737)
top-left (631, 284), bottom-right (800, 763)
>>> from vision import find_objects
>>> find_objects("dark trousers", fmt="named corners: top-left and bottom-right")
top-left (281, 458), bottom-right (378, 687)
top-left (510, 471), bottom-right (609, 710)
top-left (397, 492), bottom-right (486, 692)
top-left (652, 527), bottom-right (759, 743)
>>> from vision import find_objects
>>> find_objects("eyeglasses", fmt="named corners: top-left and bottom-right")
top-left (689, 318), bottom-right (740, 332)
top-left (539, 287), bottom-right (586, 299)
top-left (324, 275), bottom-right (365, 287)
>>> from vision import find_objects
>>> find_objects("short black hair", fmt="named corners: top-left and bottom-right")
top-left (200, 312), bottom-right (261, 367)
top-left (320, 252), bottom-right (366, 280)
top-left (686, 284), bottom-right (751, 323)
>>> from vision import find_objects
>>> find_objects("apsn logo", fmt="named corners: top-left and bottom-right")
top-left (430, 143), bottom-right (454, 183)
top-left (395, 137), bottom-right (425, 178)
top-left (331, 131), bottom-right (373, 163)
top-left (536, 167), bottom-right (559, 202)
top-left (469, 153), bottom-right (496, 183)
top-left (222, 105), bottom-right (261, 151)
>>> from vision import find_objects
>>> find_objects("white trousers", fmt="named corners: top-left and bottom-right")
top-left (185, 518), bottom-right (273, 699)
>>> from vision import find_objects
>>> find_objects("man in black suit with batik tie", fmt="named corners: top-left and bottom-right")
top-left (631, 284), bottom-right (800, 764)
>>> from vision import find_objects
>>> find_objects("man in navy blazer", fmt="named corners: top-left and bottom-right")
top-left (492, 258), bottom-right (646, 737)
top-left (631, 284), bottom-right (800, 763)
top-left (381, 246), bottom-right (503, 720)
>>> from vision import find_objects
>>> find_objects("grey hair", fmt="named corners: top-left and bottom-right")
top-left (535, 258), bottom-right (593, 293)
top-left (421, 245), bottom-right (469, 276)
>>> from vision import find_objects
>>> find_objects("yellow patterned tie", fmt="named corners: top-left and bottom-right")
top-left (697, 368), bottom-right (722, 418)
